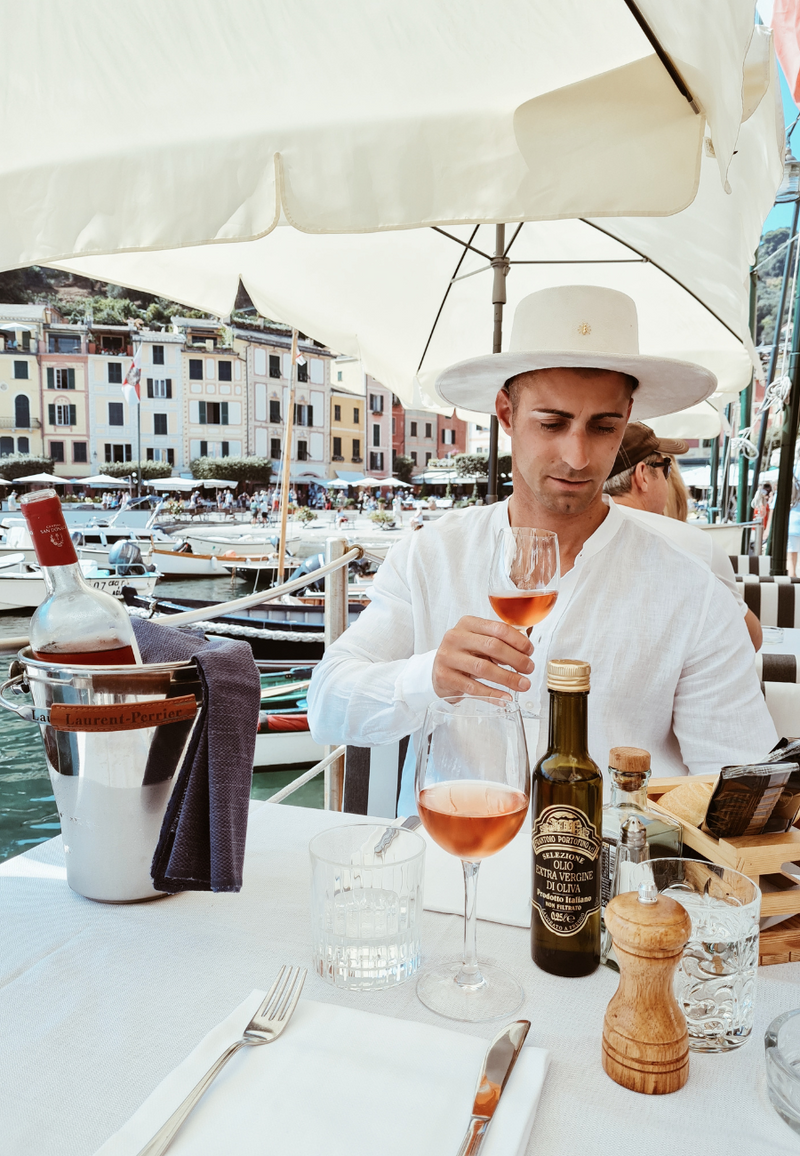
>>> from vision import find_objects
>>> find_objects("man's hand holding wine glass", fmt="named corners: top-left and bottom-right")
top-left (431, 616), bottom-right (534, 701)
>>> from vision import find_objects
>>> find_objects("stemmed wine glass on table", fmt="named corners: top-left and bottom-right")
top-left (415, 696), bottom-right (530, 1021)
top-left (489, 527), bottom-right (560, 708)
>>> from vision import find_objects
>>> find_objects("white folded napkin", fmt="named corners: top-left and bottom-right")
top-left (95, 991), bottom-right (548, 1156)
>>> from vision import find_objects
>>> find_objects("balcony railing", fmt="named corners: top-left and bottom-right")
top-left (0, 417), bottom-right (40, 429)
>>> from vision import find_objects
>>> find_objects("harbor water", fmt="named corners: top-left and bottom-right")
top-left (0, 572), bottom-right (323, 863)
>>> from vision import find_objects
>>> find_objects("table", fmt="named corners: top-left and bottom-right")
top-left (762, 627), bottom-right (800, 661)
top-left (1, 803), bottom-right (797, 1156)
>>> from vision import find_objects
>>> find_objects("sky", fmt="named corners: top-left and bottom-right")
top-left (762, 65), bottom-right (798, 233)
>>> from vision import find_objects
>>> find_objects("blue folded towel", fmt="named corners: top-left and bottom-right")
top-left (132, 618), bottom-right (261, 893)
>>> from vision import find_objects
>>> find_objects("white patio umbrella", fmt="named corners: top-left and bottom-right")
top-left (1, 2), bottom-right (771, 270)
top-left (81, 474), bottom-right (133, 486)
top-left (199, 479), bottom-right (237, 488)
top-left (12, 473), bottom-right (68, 484)
top-left (145, 478), bottom-right (197, 491)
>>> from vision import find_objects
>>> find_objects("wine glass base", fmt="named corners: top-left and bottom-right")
top-left (416, 961), bottom-right (524, 1023)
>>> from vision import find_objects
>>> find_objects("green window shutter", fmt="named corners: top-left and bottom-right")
top-left (198, 401), bottom-right (206, 424)
top-left (147, 378), bottom-right (154, 399)
top-left (69, 405), bottom-right (76, 426)
top-left (48, 404), bottom-right (55, 425)
top-left (221, 402), bottom-right (229, 426)
top-left (165, 379), bottom-right (172, 399)
top-left (47, 367), bottom-right (54, 389)
top-left (67, 368), bottom-right (75, 389)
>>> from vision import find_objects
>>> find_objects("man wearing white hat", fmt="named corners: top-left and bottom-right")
top-left (308, 286), bottom-right (776, 802)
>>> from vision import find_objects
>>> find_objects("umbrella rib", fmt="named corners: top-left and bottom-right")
top-left (417, 225), bottom-right (482, 374)
top-left (621, 0), bottom-right (700, 114)
top-left (431, 226), bottom-right (492, 261)
top-left (579, 219), bottom-right (742, 343)
top-left (507, 258), bottom-right (646, 264)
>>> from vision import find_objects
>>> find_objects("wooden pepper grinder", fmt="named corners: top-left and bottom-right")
top-left (602, 880), bottom-right (692, 1095)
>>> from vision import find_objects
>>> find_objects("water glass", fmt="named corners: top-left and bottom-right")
top-left (647, 858), bottom-right (761, 1052)
top-left (309, 824), bottom-right (425, 991)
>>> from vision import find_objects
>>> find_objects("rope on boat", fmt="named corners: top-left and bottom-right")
top-left (265, 744), bottom-right (346, 805)
top-left (125, 606), bottom-right (324, 642)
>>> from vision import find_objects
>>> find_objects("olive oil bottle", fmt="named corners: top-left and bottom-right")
top-left (531, 659), bottom-right (602, 977)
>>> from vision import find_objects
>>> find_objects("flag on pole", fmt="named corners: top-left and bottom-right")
top-left (122, 345), bottom-right (141, 406)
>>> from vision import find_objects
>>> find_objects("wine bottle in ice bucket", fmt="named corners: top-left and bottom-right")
top-left (20, 489), bottom-right (141, 664)
top-left (531, 659), bottom-right (602, 976)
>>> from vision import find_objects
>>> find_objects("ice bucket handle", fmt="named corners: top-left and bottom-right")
top-left (0, 673), bottom-right (197, 731)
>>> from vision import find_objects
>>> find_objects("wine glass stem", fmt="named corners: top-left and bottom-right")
top-left (457, 860), bottom-right (485, 989)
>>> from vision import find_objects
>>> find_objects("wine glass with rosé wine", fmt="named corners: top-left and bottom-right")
top-left (489, 527), bottom-right (560, 631)
top-left (415, 696), bottom-right (530, 1021)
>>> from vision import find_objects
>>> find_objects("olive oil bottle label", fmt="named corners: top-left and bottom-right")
top-left (532, 805), bottom-right (601, 937)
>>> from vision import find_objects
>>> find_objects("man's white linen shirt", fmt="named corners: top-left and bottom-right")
top-left (308, 498), bottom-right (776, 789)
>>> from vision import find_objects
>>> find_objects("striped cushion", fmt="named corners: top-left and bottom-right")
top-left (756, 653), bottom-right (800, 683)
top-left (343, 738), bottom-right (408, 817)
top-left (729, 555), bottom-right (771, 575)
top-left (738, 582), bottom-right (800, 627)
top-left (761, 681), bottom-right (800, 740)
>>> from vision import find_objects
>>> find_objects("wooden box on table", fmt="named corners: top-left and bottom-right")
top-left (647, 775), bottom-right (800, 966)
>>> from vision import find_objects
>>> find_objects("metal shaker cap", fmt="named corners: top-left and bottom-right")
top-left (619, 815), bottom-right (647, 851)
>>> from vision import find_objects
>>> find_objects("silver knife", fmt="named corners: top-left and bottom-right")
top-left (456, 1020), bottom-right (531, 1156)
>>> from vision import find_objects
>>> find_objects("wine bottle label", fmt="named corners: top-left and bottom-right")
top-left (21, 492), bottom-right (78, 566)
top-left (532, 805), bottom-right (601, 937)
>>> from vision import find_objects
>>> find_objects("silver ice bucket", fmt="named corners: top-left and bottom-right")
top-left (0, 649), bottom-right (202, 902)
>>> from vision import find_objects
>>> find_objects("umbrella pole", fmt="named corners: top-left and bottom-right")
top-left (770, 268), bottom-right (800, 575)
top-left (277, 330), bottom-right (298, 583)
top-left (749, 199), bottom-right (800, 514)
top-left (708, 434), bottom-right (720, 522)
top-left (487, 224), bottom-right (509, 505)
top-left (719, 404), bottom-right (733, 521)
top-left (736, 269), bottom-right (757, 532)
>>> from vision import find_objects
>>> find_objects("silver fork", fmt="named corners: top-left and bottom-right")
top-left (137, 965), bottom-right (307, 1156)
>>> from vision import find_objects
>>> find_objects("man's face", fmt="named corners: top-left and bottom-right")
top-left (496, 367), bottom-right (633, 515)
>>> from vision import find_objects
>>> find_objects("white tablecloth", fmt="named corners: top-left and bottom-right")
top-left (1, 803), bottom-right (798, 1155)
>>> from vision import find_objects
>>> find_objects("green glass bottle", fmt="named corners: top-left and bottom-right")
top-left (531, 658), bottom-right (602, 977)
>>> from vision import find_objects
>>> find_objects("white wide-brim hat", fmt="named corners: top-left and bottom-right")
top-left (434, 285), bottom-right (717, 421)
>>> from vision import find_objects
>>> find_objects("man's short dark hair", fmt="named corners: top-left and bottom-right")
top-left (503, 366), bottom-right (639, 414)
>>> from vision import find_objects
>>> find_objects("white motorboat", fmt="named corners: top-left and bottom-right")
top-left (0, 555), bottom-right (160, 612)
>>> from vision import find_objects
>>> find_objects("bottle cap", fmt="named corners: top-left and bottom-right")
top-left (20, 488), bottom-right (78, 567)
top-left (609, 746), bottom-right (651, 775)
top-left (547, 658), bottom-right (590, 692)
top-left (638, 880), bottom-right (658, 905)
top-left (619, 816), bottom-right (647, 851)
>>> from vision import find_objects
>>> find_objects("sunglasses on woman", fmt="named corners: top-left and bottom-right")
top-left (650, 457), bottom-right (672, 480)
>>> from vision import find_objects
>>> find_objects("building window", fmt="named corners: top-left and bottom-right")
top-left (46, 367), bottom-right (75, 390)
top-left (14, 395), bottom-right (30, 427)
top-left (13, 361), bottom-right (28, 379)
top-left (96, 333), bottom-right (125, 354)
top-left (297, 439), bottom-right (308, 461)
top-left (425, 451), bottom-right (432, 464)
top-left (410, 421), bottom-right (417, 437)
top-left (48, 334), bottom-right (81, 354)
top-left (108, 402), bottom-right (124, 426)
top-left (147, 378), bottom-right (172, 398)
top-left (425, 422), bottom-right (432, 438)
top-left (16, 436), bottom-right (29, 453)
top-left (199, 440), bottom-right (207, 457)
top-left (221, 441), bottom-right (229, 457)
top-left (270, 437), bottom-right (281, 458)
top-left (198, 400), bottom-right (228, 425)
top-left (152, 345), bottom-right (165, 365)
top-left (49, 403), bottom-right (76, 427)
top-left (189, 359), bottom-right (203, 380)
top-left (269, 399), bottom-right (281, 423)
top-left (370, 393), bottom-right (384, 413)
top-left (218, 360), bottom-right (232, 381)
top-left (146, 447), bottom-right (174, 464)
top-left (50, 441), bottom-right (65, 462)
top-left (410, 451), bottom-right (417, 465)
top-left (337, 370), bottom-right (343, 381)
top-left (0, 436), bottom-right (13, 456)
top-left (108, 362), bottom-right (122, 384)
top-left (353, 407), bottom-right (360, 423)
top-left (372, 423), bottom-right (380, 447)
top-left (369, 451), bottom-right (384, 471)
top-left (392, 417), bottom-right (396, 435)
top-left (269, 354), bottom-right (281, 379)
top-left (442, 428), bottom-right (455, 445)
top-left (105, 443), bottom-right (132, 462)
top-left (297, 362), bottom-right (308, 383)
top-left (334, 404), bottom-right (341, 421)
top-left (333, 436), bottom-right (343, 459)
top-left (294, 403), bottom-right (310, 427)
top-left (72, 442), bottom-right (88, 463)
top-left (153, 413), bottom-right (168, 436)
top-left (352, 438), bottom-right (361, 460)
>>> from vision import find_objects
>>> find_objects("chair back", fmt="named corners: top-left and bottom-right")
top-left (342, 738), bottom-right (409, 817)
top-left (729, 554), bottom-right (771, 575)
top-left (761, 680), bottom-right (800, 740)
top-left (738, 581), bottom-right (800, 627)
